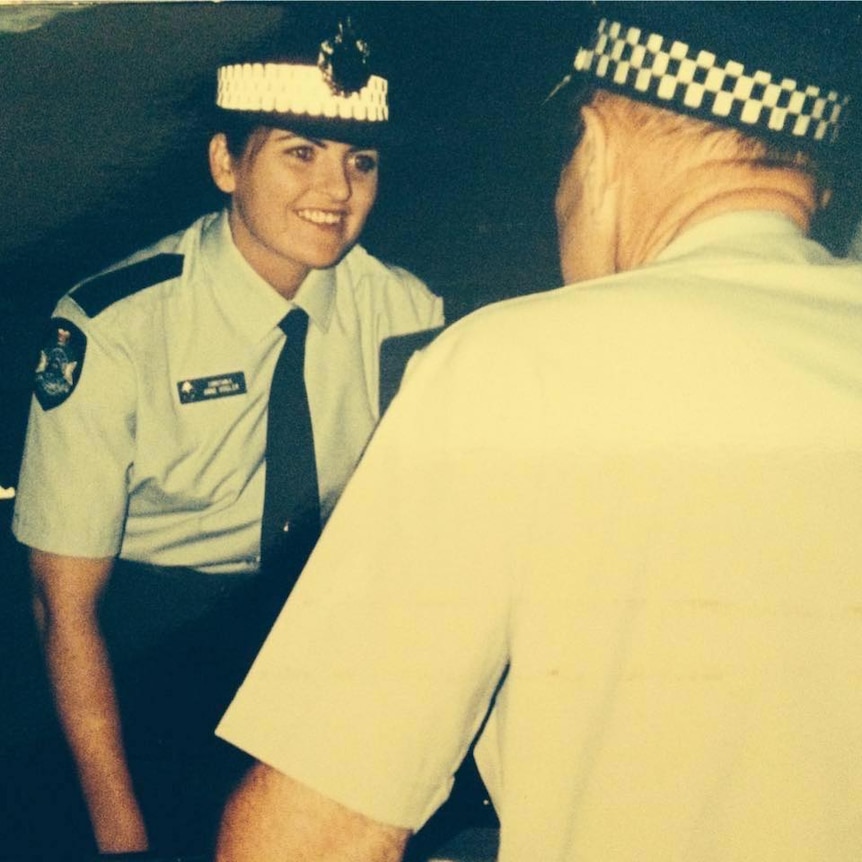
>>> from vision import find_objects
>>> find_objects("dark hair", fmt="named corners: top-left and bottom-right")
top-left (214, 111), bottom-right (267, 160)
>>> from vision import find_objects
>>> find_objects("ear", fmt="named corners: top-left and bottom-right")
top-left (209, 134), bottom-right (237, 194)
top-left (578, 104), bottom-right (617, 215)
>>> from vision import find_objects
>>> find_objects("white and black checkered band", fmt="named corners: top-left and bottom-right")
top-left (568, 18), bottom-right (850, 146)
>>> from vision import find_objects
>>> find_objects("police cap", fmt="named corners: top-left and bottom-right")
top-left (215, 13), bottom-right (390, 148)
top-left (549, 2), bottom-right (862, 152)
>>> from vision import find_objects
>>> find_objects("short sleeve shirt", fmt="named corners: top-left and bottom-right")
top-left (13, 211), bottom-right (443, 573)
top-left (218, 213), bottom-right (862, 860)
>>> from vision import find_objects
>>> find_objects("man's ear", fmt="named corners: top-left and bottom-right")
top-left (578, 104), bottom-right (616, 216)
top-left (209, 133), bottom-right (237, 194)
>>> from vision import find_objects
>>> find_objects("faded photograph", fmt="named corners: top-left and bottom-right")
top-left (1, 4), bottom-right (861, 862)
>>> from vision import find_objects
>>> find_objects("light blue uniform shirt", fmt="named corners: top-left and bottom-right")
top-left (13, 211), bottom-right (443, 573)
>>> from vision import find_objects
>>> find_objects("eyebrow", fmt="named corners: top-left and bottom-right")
top-left (272, 131), bottom-right (377, 153)
top-left (272, 131), bottom-right (323, 146)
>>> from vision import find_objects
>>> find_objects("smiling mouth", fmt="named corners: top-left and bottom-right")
top-left (297, 209), bottom-right (345, 226)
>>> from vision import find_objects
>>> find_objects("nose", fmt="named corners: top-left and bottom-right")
top-left (319, 153), bottom-right (351, 202)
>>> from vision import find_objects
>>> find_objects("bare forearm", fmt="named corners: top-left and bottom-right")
top-left (41, 616), bottom-right (147, 849)
top-left (216, 762), bottom-right (410, 862)
top-left (31, 550), bottom-right (148, 852)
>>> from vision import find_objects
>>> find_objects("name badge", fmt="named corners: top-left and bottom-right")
top-left (177, 371), bottom-right (247, 404)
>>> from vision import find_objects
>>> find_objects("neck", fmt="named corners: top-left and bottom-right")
top-left (619, 162), bottom-right (818, 271)
top-left (227, 209), bottom-right (309, 300)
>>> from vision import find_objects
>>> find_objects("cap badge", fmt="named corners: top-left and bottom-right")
top-left (317, 18), bottom-right (372, 96)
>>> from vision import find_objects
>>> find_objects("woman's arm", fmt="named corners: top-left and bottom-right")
top-left (30, 547), bottom-right (149, 853)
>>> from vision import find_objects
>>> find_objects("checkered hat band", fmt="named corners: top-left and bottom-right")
top-left (573, 19), bottom-right (849, 144)
top-left (216, 63), bottom-right (389, 122)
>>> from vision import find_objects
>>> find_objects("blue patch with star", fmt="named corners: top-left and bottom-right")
top-left (34, 318), bottom-right (87, 411)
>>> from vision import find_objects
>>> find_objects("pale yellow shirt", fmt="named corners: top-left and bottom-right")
top-left (219, 212), bottom-right (862, 860)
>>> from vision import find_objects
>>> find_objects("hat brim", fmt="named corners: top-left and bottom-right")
top-left (215, 107), bottom-right (398, 149)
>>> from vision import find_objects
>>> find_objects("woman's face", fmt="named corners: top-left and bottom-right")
top-left (211, 127), bottom-right (379, 297)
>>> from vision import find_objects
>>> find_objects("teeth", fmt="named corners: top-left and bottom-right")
top-left (298, 209), bottom-right (343, 225)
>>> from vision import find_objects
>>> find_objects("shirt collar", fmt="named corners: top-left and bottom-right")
top-left (294, 264), bottom-right (336, 334)
top-left (202, 210), bottom-right (337, 342)
top-left (654, 211), bottom-right (805, 265)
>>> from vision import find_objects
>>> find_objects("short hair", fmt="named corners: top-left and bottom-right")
top-left (587, 88), bottom-right (830, 198)
top-left (214, 111), bottom-right (267, 161)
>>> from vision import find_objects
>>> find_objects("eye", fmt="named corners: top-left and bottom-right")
top-left (285, 145), bottom-right (316, 163)
top-left (351, 152), bottom-right (379, 174)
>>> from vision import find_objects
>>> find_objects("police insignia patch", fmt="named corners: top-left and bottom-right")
top-left (34, 317), bottom-right (87, 410)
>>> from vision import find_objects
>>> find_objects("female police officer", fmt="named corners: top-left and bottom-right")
top-left (12, 16), bottom-right (443, 856)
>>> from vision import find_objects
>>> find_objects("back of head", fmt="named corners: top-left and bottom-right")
top-left (546, 2), bottom-right (862, 274)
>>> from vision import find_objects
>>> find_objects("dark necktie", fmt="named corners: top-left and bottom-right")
top-left (212, 310), bottom-right (320, 708)
top-left (259, 308), bottom-right (321, 582)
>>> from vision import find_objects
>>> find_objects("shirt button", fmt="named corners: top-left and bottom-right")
top-left (282, 521), bottom-right (291, 533)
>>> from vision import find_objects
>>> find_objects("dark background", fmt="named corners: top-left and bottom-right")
top-left (0, 3), bottom-right (860, 860)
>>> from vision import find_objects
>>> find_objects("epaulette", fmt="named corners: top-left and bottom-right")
top-left (379, 326), bottom-right (444, 414)
top-left (71, 253), bottom-right (184, 317)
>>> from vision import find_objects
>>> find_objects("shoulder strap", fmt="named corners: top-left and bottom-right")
top-left (379, 327), bottom-right (444, 414)
top-left (71, 253), bottom-right (184, 317)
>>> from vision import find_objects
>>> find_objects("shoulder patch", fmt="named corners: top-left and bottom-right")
top-left (71, 253), bottom-right (184, 317)
top-left (34, 317), bottom-right (87, 411)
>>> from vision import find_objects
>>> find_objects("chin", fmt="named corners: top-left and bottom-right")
top-left (304, 250), bottom-right (347, 271)
top-left (310, 241), bottom-right (359, 270)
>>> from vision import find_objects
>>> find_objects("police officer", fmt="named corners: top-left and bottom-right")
top-left (12, 15), bottom-right (442, 856)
